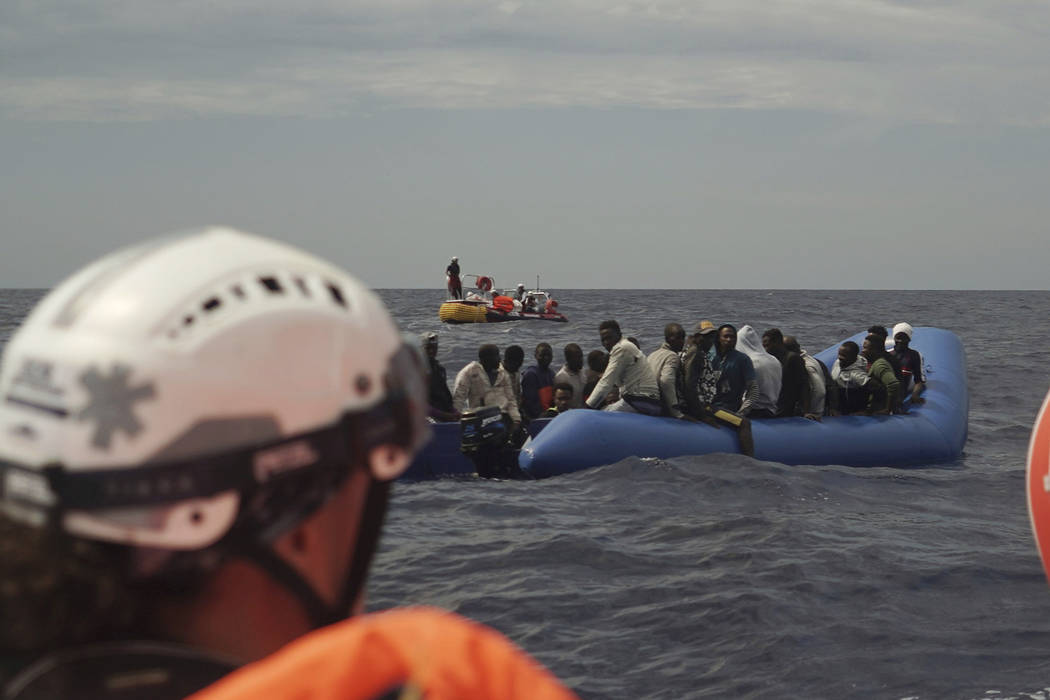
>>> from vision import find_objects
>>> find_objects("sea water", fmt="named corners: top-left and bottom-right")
top-left (3, 288), bottom-right (1050, 699)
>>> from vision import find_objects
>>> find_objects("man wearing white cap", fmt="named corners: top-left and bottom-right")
top-left (891, 322), bottom-right (927, 405)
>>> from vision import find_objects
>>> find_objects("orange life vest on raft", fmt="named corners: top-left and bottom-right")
top-left (189, 607), bottom-right (577, 700)
top-left (544, 299), bottom-right (559, 314)
top-left (492, 295), bottom-right (514, 312)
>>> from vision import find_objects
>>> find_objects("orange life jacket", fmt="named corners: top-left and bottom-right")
top-left (492, 295), bottom-right (514, 312)
top-left (538, 385), bottom-right (554, 410)
top-left (188, 606), bottom-right (578, 700)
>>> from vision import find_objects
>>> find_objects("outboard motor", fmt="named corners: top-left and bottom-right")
top-left (460, 405), bottom-right (507, 452)
top-left (459, 406), bottom-right (521, 478)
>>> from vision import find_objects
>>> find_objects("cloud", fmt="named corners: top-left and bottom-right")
top-left (1, 0), bottom-right (1048, 124)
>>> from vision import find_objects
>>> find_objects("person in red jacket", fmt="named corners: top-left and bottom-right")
top-left (0, 227), bottom-right (577, 700)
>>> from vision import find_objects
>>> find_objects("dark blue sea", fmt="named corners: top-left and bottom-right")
top-left (3, 288), bottom-right (1050, 699)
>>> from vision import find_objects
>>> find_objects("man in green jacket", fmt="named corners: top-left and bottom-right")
top-left (861, 334), bottom-right (901, 414)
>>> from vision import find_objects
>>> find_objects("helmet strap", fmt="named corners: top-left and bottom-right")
top-left (238, 476), bottom-right (391, 629)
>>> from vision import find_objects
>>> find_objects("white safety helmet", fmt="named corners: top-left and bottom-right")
top-left (451, 256), bottom-right (458, 262)
top-left (0, 228), bottom-right (428, 569)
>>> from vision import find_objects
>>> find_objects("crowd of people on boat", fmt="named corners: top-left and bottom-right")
top-left (423, 320), bottom-right (927, 452)
top-left (443, 256), bottom-right (561, 316)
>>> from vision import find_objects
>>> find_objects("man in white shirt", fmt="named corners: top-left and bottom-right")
top-left (647, 323), bottom-right (687, 419)
top-left (585, 320), bottom-right (661, 415)
top-left (553, 343), bottom-right (586, 409)
top-left (453, 344), bottom-right (522, 433)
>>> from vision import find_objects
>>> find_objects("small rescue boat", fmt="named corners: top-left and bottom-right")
top-left (438, 275), bottom-right (568, 324)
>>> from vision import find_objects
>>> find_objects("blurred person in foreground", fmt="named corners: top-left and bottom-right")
top-left (0, 227), bottom-right (575, 700)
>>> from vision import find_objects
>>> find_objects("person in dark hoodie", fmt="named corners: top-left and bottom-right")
top-left (423, 331), bottom-right (459, 422)
top-left (521, 342), bottom-right (556, 420)
top-left (784, 335), bottom-right (837, 418)
top-left (762, 327), bottom-right (812, 419)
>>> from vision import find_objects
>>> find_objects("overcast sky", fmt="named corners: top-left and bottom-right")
top-left (2, 0), bottom-right (1049, 289)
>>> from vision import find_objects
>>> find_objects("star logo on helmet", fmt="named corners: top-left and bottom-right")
top-left (77, 364), bottom-right (156, 449)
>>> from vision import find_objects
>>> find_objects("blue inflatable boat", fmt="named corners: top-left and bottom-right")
top-left (517, 327), bottom-right (968, 478)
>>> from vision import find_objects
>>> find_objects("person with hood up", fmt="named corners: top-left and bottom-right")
top-left (891, 322), bottom-right (927, 405)
top-left (735, 325), bottom-right (782, 418)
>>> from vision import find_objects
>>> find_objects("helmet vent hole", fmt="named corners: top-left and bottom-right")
top-left (293, 277), bottom-right (310, 297)
top-left (231, 284), bottom-right (246, 299)
top-left (202, 297), bottom-right (222, 312)
top-left (355, 374), bottom-right (371, 394)
top-left (259, 276), bottom-right (284, 294)
top-left (326, 282), bottom-right (347, 309)
top-left (190, 510), bottom-right (204, 524)
top-left (183, 315), bottom-right (195, 326)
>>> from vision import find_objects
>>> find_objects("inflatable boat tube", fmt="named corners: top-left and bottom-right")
top-left (518, 327), bottom-right (967, 478)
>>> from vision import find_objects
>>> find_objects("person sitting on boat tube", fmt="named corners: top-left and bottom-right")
top-left (453, 344), bottom-right (522, 439)
top-left (423, 331), bottom-right (460, 422)
top-left (710, 324), bottom-right (761, 417)
top-left (784, 335), bottom-right (838, 417)
top-left (585, 320), bottom-right (662, 415)
top-left (446, 256), bottom-right (461, 299)
top-left (681, 320), bottom-right (720, 419)
top-left (734, 325), bottom-right (781, 419)
top-left (647, 322), bottom-right (689, 419)
top-left (890, 322), bottom-right (927, 406)
top-left (868, 324), bottom-right (904, 382)
top-left (762, 327), bottom-right (813, 419)
top-left (861, 334), bottom-right (901, 414)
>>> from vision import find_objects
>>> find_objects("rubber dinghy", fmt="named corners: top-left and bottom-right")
top-left (518, 327), bottom-right (968, 479)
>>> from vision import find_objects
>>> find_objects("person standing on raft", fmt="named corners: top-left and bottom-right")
top-left (446, 256), bottom-right (461, 299)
